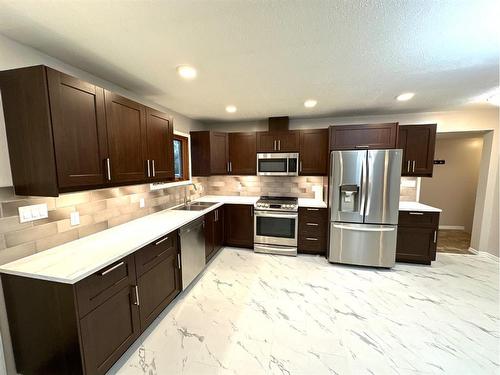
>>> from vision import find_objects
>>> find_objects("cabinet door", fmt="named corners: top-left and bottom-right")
top-left (401, 125), bottom-right (436, 177)
top-left (205, 210), bottom-right (215, 261)
top-left (256, 132), bottom-right (277, 152)
top-left (278, 131), bottom-right (300, 152)
top-left (229, 132), bottom-right (257, 175)
top-left (214, 207), bottom-right (225, 253)
top-left (47, 68), bottom-right (109, 189)
top-left (137, 245), bottom-right (181, 330)
top-left (210, 132), bottom-right (229, 174)
top-left (224, 204), bottom-right (254, 248)
top-left (299, 129), bottom-right (328, 175)
top-left (398, 127), bottom-right (409, 174)
top-left (104, 91), bottom-right (148, 183)
top-left (396, 226), bottom-right (436, 264)
top-left (146, 108), bottom-right (174, 181)
top-left (80, 285), bottom-right (140, 375)
top-left (329, 123), bottom-right (398, 150)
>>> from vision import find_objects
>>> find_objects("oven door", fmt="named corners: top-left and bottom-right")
top-left (254, 210), bottom-right (298, 247)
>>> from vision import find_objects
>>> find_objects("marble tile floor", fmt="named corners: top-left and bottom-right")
top-left (108, 248), bottom-right (500, 375)
top-left (437, 230), bottom-right (473, 255)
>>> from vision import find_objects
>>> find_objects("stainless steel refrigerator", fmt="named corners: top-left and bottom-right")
top-left (328, 149), bottom-right (402, 268)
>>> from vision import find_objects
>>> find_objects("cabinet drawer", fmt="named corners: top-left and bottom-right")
top-left (299, 207), bottom-right (328, 222)
top-left (135, 231), bottom-right (177, 277)
top-left (298, 235), bottom-right (327, 255)
top-left (398, 211), bottom-right (439, 227)
top-left (76, 255), bottom-right (136, 318)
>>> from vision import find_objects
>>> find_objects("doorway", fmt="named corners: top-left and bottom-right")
top-left (419, 131), bottom-right (486, 254)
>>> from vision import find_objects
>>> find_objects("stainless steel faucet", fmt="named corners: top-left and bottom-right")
top-left (184, 182), bottom-right (198, 205)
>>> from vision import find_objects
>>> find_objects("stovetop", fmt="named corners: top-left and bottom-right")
top-left (255, 196), bottom-right (298, 211)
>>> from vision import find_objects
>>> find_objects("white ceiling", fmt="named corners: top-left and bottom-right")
top-left (0, 0), bottom-right (498, 122)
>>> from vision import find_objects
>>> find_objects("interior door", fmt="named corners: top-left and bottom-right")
top-left (47, 68), bottom-right (109, 189)
top-left (104, 91), bottom-right (148, 183)
top-left (365, 150), bottom-right (402, 225)
top-left (329, 150), bottom-right (366, 223)
top-left (146, 108), bottom-right (173, 181)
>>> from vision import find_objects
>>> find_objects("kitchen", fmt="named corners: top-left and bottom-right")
top-left (0, 1), bottom-right (498, 375)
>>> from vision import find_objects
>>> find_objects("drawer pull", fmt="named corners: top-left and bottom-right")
top-left (408, 212), bottom-right (424, 215)
top-left (306, 208), bottom-right (319, 211)
top-left (434, 230), bottom-right (437, 243)
top-left (177, 253), bottom-right (181, 269)
top-left (306, 237), bottom-right (318, 241)
top-left (355, 145), bottom-right (369, 149)
top-left (100, 261), bottom-right (124, 276)
top-left (133, 285), bottom-right (140, 306)
top-left (155, 236), bottom-right (169, 245)
top-left (306, 223), bottom-right (319, 226)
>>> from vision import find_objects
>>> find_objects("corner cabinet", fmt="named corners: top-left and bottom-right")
top-left (398, 124), bottom-right (436, 177)
top-left (0, 65), bottom-right (174, 196)
top-left (1, 230), bottom-right (181, 375)
top-left (329, 123), bottom-right (399, 150)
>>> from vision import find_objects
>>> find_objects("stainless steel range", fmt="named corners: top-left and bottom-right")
top-left (254, 196), bottom-right (298, 256)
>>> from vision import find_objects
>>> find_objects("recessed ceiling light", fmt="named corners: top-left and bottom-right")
top-left (225, 105), bottom-right (237, 113)
top-left (176, 65), bottom-right (197, 79)
top-left (304, 99), bottom-right (317, 108)
top-left (396, 92), bottom-right (415, 101)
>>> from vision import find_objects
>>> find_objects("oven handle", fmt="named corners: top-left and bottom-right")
top-left (254, 210), bottom-right (298, 219)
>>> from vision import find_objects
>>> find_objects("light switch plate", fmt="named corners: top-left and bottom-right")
top-left (18, 204), bottom-right (48, 223)
top-left (70, 211), bottom-right (80, 226)
top-left (139, 198), bottom-right (145, 208)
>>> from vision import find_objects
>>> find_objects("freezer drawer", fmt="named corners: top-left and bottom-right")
top-left (328, 222), bottom-right (397, 268)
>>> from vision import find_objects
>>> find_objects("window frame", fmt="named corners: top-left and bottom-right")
top-left (173, 133), bottom-right (189, 182)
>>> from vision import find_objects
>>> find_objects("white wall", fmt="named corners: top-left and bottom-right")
top-left (0, 34), bottom-right (206, 188)
top-left (208, 108), bottom-right (500, 258)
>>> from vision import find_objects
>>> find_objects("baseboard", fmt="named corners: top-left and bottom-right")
top-left (469, 247), bottom-right (499, 261)
top-left (439, 225), bottom-right (465, 230)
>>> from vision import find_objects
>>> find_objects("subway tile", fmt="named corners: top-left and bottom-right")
top-left (4, 222), bottom-right (58, 248)
top-left (35, 229), bottom-right (79, 252)
top-left (1, 197), bottom-right (56, 217)
top-left (0, 216), bottom-right (33, 234)
top-left (93, 208), bottom-right (120, 224)
top-left (78, 221), bottom-right (108, 238)
top-left (0, 234), bottom-right (5, 250)
top-left (119, 184), bottom-right (149, 196)
top-left (106, 196), bottom-right (131, 209)
top-left (90, 187), bottom-right (121, 201)
top-left (0, 242), bottom-right (36, 266)
top-left (76, 200), bottom-right (107, 216)
top-left (56, 192), bottom-right (90, 208)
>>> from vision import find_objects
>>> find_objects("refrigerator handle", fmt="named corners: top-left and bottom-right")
top-left (360, 155), bottom-right (367, 217)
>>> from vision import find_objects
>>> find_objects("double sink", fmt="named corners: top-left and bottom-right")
top-left (173, 201), bottom-right (217, 211)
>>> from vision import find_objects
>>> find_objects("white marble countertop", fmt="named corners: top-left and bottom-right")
top-left (399, 201), bottom-right (442, 213)
top-left (197, 195), bottom-right (327, 208)
top-left (297, 198), bottom-right (328, 208)
top-left (0, 202), bottom-right (223, 284)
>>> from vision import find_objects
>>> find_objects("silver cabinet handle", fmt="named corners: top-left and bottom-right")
top-left (306, 208), bottom-right (319, 211)
top-left (409, 212), bottom-right (424, 215)
top-left (106, 158), bottom-right (111, 181)
top-left (155, 236), bottom-right (169, 245)
top-left (177, 253), bottom-right (181, 269)
top-left (273, 140), bottom-right (277, 151)
top-left (407, 160), bottom-right (411, 173)
top-left (306, 223), bottom-right (319, 226)
top-left (355, 145), bottom-right (369, 149)
top-left (434, 230), bottom-right (437, 243)
top-left (306, 237), bottom-right (318, 241)
top-left (299, 160), bottom-right (303, 172)
top-left (278, 140), bottom-right (281, 150)
top-left (146, 159), bottom-right (151, 177)
top-left (152, 159), bottom-right (156, 177)
top-left (412, 160), bottom-right (416, 173)
top-left (250, 206), bottom-right (254, 216)
top-left (133, 285), bottom-right (140, 306)
top-left (100, 261), bottom-right (124, 276)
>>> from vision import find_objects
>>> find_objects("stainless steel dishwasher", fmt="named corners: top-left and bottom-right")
top-left (179, 217), bottom-right (206, 289)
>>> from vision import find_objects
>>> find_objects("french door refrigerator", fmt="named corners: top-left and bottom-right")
top-left (328, 149), bottom-right (402, 268)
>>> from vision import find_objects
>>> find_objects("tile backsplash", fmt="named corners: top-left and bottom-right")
top-left (400, 177), bottom-right (418, 202)
top-left (0, 178), bottom-right (207, 265)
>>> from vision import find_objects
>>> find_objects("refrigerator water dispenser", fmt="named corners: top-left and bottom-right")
top-left (339, 184), bottom-right (359, 212)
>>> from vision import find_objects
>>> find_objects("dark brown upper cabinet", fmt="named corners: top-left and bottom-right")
top-left (256, 131), bottom-right (299, 152)
top-left (190, 131), bottom-right (228, 176)
top-left (398, 124), bottom-right (437, 177)
top-left (228, 132), bottom-right (257, 175)
top-left (104, 91), bottom-right (148, 184)
top-left (329, 123), bottom-right (399, 150)
top-left (145, 108), bottom-right (174, 181)
top-left (0, 65), bottom-right (175, 196)
top-left (299, 128), bottom-right (328, 175)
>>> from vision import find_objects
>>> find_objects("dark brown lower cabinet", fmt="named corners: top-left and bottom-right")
top-left (205, 207), bottom-right (224, 261)
top-left (1, 230), bottom-right (181, 375)
top-left (396, 211), bottom-right (440, 265)
top-left (224, 204), bottom-right (254, 248)
top-left (298, 207), bottom-right (328, 255)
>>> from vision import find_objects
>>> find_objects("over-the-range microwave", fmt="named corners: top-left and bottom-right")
top-left (257, 152), bottom-right (299, 176)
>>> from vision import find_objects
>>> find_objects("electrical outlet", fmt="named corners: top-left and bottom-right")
top-left (139, 198), bottom-right (145, 208)
top-left (18, 204), bottom-right (48, 223)
top-left (70, 211), bottom-right (80, 226)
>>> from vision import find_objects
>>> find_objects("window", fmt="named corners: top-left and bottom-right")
top-left (173, 134), bottom-right (189, 181)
